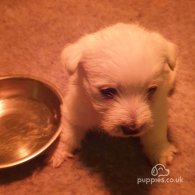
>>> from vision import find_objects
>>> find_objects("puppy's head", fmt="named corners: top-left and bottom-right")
top-left (61, 23), bottom-right (177, 137)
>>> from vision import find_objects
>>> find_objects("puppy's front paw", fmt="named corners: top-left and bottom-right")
top-left (145, 143), bottom-right (179, 165)
top-left (157, 144), bottom-right (178, 165)
top-left (48, 148), bottom-right (74, 168)
top-left (47, 122), bottom-right (85, 168)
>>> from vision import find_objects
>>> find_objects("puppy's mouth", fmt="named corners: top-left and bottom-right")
top-left (103, 124), bottom-right (149, 138)
top-left (118, 125), bottom-right (146, 137)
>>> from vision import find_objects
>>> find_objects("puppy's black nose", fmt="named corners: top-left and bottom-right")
top-left (120, 124), bottom-right (139, 136)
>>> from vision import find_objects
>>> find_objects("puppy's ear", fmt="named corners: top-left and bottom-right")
top-left (165, 41), bottom-right (177, 71)
top-left (61, 43), bottom-right (82, 75)
top-left (153, 32), bottom-right (177, 71)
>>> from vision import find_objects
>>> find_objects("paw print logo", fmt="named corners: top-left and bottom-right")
top-left (151, 164), bottom-right (170, 177)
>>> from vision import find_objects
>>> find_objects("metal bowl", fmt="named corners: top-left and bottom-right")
top-left (0, 76), bottom-right (62, 169)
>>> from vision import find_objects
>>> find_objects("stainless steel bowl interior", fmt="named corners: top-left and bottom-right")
top-left (0, 76), bottom-right (62, 168)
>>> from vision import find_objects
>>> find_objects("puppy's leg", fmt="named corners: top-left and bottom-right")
top-left (49, 119), bottom-right (86, 168)
top-left (141, 82), bottom-right (178, 165)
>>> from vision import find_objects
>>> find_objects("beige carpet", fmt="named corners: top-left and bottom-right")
top-left (0, 0), bottom-right (195, 194)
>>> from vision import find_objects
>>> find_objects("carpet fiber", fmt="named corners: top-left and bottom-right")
top-left (0, 0), bottom-right (195, 194)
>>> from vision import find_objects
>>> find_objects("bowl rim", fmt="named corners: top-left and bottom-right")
top-left (0, 74), bottom-right (63, 169)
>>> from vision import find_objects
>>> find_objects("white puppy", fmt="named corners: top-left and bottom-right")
top-left (50, 23), bottom-right (178, 167)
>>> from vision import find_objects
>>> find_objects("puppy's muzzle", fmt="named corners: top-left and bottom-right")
top-left (119, 123), bottom-right (144, 137)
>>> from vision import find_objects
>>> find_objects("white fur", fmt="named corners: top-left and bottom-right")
top-left (50, 23), bottom-right (178, 167)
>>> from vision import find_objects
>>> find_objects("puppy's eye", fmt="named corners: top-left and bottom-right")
top-left (147, 86), bottom-right (158, 99)
top-left (100, 88), bottom-right (118, 99)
